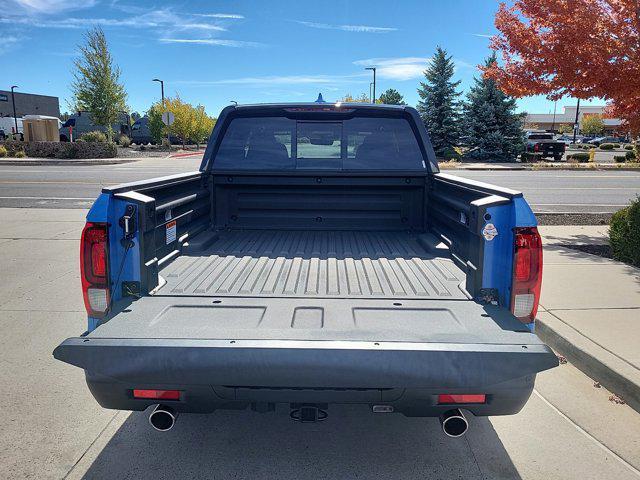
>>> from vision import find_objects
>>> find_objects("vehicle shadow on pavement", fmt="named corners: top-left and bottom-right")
top-left (78, 405), bottom-right (522, 480)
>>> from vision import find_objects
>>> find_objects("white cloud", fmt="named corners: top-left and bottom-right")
top-left (194, 13), bottom-right (244, 19)
top-left (0, 34), bottom-right (23, 55)
top-left (0, 7), bottom-right (229, 31)
top-left (159, 38), bottom-right (263, 48)
top-left (353, 56), bottom-right (476, 80)
top-left (354, 57), bottom-right (428, 80)
top-left (171, 73), bottom-right (367, 87)
top-left (177, 23), bottom-right (226, 32)
top-left (295, 20), bottom-right (396, 33)
top-left (471, 33), bottom-right (493, 38)
top-left (6, 0), bottom-right (97, 13)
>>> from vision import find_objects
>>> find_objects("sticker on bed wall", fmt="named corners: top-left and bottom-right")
top-left (482, 223), bottom-right (498, 241)
top-left (166, 220), bottom-right (177, 244)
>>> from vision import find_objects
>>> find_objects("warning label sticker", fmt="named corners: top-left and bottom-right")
top-left (166, 220), bottom-right (177, 245)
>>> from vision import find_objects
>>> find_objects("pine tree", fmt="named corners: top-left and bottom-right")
top-left (378, 88), bottom-right (406, 105)
top-left (462, 54), bottom-right (525, 162)
top-left (71, 27), bottom-right (127, 141)
top-left (416, 47), bottom-right (461, 157)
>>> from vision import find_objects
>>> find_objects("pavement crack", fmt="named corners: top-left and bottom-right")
top-left (533, 390), bottom-right (640, 477)
top-left (62, 411), bottom-right (122, 480)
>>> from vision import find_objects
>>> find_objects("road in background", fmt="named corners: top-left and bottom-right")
top-left (0, 159), bottom-right (639, 212)
top-left (453, 170), bottom-right (640, 213)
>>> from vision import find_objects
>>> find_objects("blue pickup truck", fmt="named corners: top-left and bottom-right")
top-left (54, 103), bottom-right (557, 437)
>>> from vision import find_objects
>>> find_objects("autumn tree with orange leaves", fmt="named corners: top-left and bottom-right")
top-left (484, 0), bottom-right (640, 134)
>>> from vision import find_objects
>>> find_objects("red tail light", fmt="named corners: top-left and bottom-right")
top-left (534, 143), bottom-right (539, 152)
top-left (511, 227), bottom-right (542, 323)
top-left (81, 222), bottom-right (110, 317)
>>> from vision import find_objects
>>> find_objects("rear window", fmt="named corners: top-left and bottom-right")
top-left (528, 133), bottom-right (553, 140)
top-left (213, 115), bottom-right (425, 170)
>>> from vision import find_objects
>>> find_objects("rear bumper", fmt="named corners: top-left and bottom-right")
top-left (54, 337), bottom-right (557, 417)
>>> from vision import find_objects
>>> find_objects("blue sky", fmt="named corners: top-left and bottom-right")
top-left (0, 0), bottom-right (603, 118)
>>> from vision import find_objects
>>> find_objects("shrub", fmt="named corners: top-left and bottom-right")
top-left (599, 143), bottom-right (615, 150)
top-left (624, 144), bottom-right (634, 150)
top-left (15, 150), bottom-right (26, 158)
top-left (635, 143), bottom-right (640, 160)
top-left (161, 138), bottom-right (171, 149)
top-left (626, 150), bottom-right (636, 161)
top-left (567, 152), bottom-right (590, 163)
top-left (1, 140), bottom-right (116, 159)
top-left (118, 135), bottom-right (131, 147)
top-left (613, 143), bottom-right (621, 148)
top-left (614, 155), bottom-right (626, 163)
top-left (520, 152), bottom-right (543, 163)
top-left (79, 130), bottom-right (107, 143)
top-left (610, 197), bottom-right (640, 267)
top-left (0, 145), bottom-right (6, 157)
top-left (440, 147), bottom-right (462, 161)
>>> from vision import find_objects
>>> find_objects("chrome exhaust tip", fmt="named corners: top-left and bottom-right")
top-left (439, 408), bottom-right (468, 438)
top-left (149, 404), bottom-right (177, 432)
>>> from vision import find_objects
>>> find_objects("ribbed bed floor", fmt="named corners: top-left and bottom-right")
top-left (159, 230), bottom-right (467, 299)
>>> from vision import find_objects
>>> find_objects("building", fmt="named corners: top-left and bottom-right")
top-left (524, 105), bottom-right (623, 134)
top-left (0, 90), bottom-right (60, 119)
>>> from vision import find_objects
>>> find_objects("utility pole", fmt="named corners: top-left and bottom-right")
top-left (572, 98), bottom-right (581, 144)
top-left (10, 85), bottom-right (18, 137)
top-left (551, 100), bottom-right (557, 133)
top-left (365, 67), bottom-right (376, 103)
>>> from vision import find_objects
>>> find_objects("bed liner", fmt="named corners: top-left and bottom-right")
top-left (158, 230), bottom-right (468, 300)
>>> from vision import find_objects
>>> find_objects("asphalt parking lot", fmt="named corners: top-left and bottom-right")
top-left (1, 207), bottom-right (640, 479)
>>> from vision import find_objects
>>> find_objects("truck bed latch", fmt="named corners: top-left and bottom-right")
top-left (119, 204), bottom-right (137, 241)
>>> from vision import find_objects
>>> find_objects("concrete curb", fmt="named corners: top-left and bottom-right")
top-left (0, 157), bottom-right (140, 166)
top-left (536, 313), bottom-right (640, 414)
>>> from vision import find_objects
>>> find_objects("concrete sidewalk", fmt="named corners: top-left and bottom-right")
top-left (537, 226), bottom-right (640, 412)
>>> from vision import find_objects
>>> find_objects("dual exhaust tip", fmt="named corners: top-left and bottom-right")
top-left (148, 404), bottom-right (468, 437)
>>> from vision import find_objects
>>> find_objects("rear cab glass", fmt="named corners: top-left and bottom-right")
top-left (212, 110), bottom-right (427, 171)
top-left (527, 133), bottom-right (553, 140)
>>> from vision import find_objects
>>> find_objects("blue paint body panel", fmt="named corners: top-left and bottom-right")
top-left (84, 192), bottom-right (143, 332)
top-left (481, 196), bottom-right (538, 327)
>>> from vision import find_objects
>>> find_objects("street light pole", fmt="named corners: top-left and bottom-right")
top-left (365, 67), bottom-right (376, 103)
top-left (152, 78), bottom-right (165, 107)
top-left (10, 85), bottom-right (18, 136)
top-left (551, 100), bottom-right (557, 133)
top-left (369, 82), bottom-right (373, 103)
top-left (572, 98), bottom-right (581, 144)
top-left (152, 78), bottom-right (168, 144)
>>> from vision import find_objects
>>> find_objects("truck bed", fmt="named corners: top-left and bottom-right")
top-left (158, 230), bottom-right (468, 300)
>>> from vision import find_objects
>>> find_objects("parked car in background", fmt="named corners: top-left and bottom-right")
top-left (59, 111), bottom-right (131, 141)
top-left (0, 116), bottom-right (23, 140)
top-left (587, 136), bottom-right (628, 147)
top-left (555, 135), bottom-right (575, 145)
top-left (130, 116), bottom-right (154, 145)
top-left (525, 131), bottom-right (565, 160)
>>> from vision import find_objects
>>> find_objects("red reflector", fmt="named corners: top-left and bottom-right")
top-left (133, 389), bottom-right (181, 400)
top-left (91, 242), bottom-right (107, 277)
top-left (438, 394), bottom-right (486, 404)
